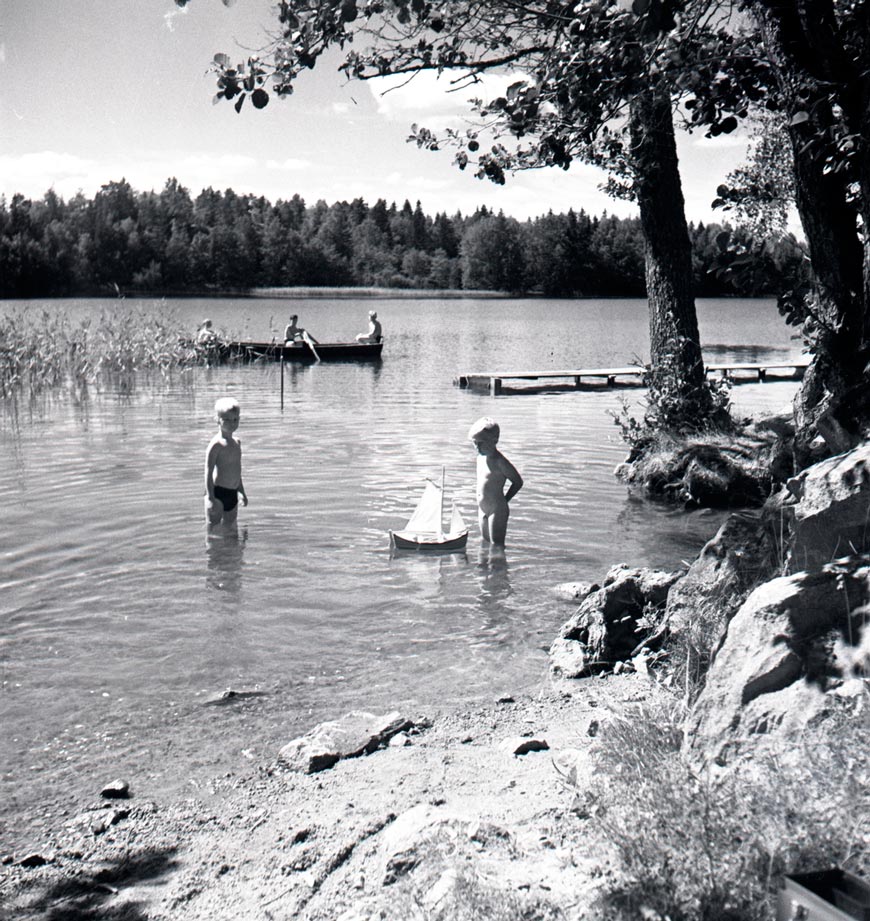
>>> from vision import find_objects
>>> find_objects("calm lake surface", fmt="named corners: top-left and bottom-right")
top-left (0, 296), bottom-right (802, 851)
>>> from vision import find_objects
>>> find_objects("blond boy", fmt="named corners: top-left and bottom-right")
top-left (468, 417), bottom-right (523, 546)
top-left (204, 397), bottom-right (248, 526)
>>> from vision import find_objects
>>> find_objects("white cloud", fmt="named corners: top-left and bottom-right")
top-left (368, 70), bottom-right (517, 120)
top-left (1, 150), bottom-right (267, 200)
top-left (265, 157), bottom-right (311, 171)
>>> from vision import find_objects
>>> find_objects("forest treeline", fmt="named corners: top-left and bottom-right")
top-left (0, 178), bottom-right (804, 299)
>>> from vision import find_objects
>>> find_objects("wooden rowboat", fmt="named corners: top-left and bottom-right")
top-left (222, 339), bottom-right (384, 363)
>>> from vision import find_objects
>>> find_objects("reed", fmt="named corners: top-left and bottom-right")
top-left (0, 307), bottom-right (215, 399)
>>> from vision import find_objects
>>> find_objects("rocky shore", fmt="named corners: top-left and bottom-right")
top-left (3, 438), bottom-right (869, 920)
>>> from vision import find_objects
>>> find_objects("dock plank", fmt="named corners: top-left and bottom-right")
top-left (455, 358), bottom-right (810, 393)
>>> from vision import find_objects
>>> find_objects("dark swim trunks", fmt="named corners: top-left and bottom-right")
top-left (213, 484), bottom-right (239, 512)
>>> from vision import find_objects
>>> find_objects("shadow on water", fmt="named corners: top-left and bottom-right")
top-left (23, 845), bottom-right (179, 921)
top-left (205, 525), bottom-right (247, 594)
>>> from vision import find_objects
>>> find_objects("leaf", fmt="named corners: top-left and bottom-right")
top-left (214, 53), bottom-right (231, 68)
top-left (234, 94), bottom-right (245, 114)
top-left (632, 0), bottom-right (651, 14)
top-left (789, 111), bottom-right (810, 127)
top-left (251, 89), bottom-right (269, 109)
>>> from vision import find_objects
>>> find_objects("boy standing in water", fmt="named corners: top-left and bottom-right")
top-left (204, 396), bottom-right (248, 526)
top-left (468, 417), bottom-right (523, 546)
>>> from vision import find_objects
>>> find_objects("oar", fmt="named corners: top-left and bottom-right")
top-left (303, 331), bottom-right (321, 362)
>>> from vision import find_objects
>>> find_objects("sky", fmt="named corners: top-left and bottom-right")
top-left (0, 1), bottom-right (752, 223)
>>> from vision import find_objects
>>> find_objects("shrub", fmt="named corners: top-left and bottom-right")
top-left (611, 338), bottom-right (733, 457)
top-left (587, 686), bottom-right (870, 921)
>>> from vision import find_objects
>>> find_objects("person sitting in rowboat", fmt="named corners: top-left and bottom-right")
top-left (355, 310), bottom-right (383, 343)
top-left (196, 318), bottom-right (219, 345)
top-left (284, 314), bottom-right (319, 346)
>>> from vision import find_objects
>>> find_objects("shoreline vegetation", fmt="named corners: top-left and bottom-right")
top-left (0, 308), bottom-right (213, 400)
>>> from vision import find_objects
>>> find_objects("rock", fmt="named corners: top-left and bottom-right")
top-left (552, 749), bottom-right (585, 787)
top-left (500, 737), bottom-right (549, 756)
top-left (388, 733), bottom-right (411, 748)
top-left (379, 803), bottom-right (460, 886)
top-left (552, 581), bottom-right (600, 603)
top-left (18, 853), bottom-right (49, 868)
top-left (278, 711), bottom-right (416, 774)
top-left (665, 512), bottom-right (780, 661)
top-left (550, 565), bottom-right (682, 677)
top-left (100, 779), bottom-right (130, 799)
top-left (549, 638), bottom-right (590, 679)
top-left (204, 688), bottom-right (267, 706)
top-left (423, 868), bottom-right (460, 909)
top-left (495, 695), bottom-right (515, 704)
top-left (686, 557), bottom-right (870, 766)
top-left (786, 443), bottom-right (870, 572)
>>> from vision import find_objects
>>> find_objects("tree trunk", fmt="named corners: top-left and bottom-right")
top-left (629, 84), bottom-right (713, 424)
top-left (752, 0), bottom-right (870, 466)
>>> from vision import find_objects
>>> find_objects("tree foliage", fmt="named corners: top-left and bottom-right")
top-left (0, 181), bottom-right (799, 298)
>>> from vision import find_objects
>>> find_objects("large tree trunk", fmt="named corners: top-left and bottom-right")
top-left (752, 0), bottom-right (870, 466)
top-left (629, 84), bottom-right (709, 417)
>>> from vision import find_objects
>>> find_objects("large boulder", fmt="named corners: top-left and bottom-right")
top-left (786, 442), bottom-right (870, 572)
top-left (685, 557), bottom-right (870, 766)
top-left (550, 565), bottom-right (682, 677)
top-left (665, 512), bottom-right (780, 663)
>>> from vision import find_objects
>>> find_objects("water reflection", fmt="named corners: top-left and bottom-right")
top-left (205, 525), bottom-right (247, 594)
top-left (615, 493), bottom-right (725, 569)
top-left (704, 343), bottom-right (790, 360)
top-left (388, 549), bottom-right (469, 599)
top-left (476, 545), bottom-right (512, 603)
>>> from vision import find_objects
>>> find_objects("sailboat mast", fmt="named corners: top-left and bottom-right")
top-left (440, 466), bottom-right (445, 538)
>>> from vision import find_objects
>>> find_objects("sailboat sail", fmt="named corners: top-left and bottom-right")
top-left (449, 502), bottom-right (466, 536)
top-left (404, 480), bottom-right (443, 535)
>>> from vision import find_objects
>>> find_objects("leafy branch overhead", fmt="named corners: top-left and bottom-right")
top-left (176, 0), bottom-right (774, 187)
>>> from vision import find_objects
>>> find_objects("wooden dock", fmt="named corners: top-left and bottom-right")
top-left (455, 358), bottom-right (810, 395)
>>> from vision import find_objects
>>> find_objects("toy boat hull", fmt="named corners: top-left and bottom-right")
top-left (389, 529), bottom-right (469, 553)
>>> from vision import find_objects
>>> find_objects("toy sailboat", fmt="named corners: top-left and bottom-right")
top-left (390, 468), bottom-right (469, 552)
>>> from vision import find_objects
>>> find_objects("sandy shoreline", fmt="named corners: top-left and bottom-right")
top-left (1, 672), bottom-right (651, 920)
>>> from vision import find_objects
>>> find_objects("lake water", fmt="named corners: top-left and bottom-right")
top-left (0, 296), bottom-right (802, 852)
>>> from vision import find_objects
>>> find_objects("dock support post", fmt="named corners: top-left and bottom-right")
top-left (607, 375), bottom-right (615, 387)
top-left (758, 368), bottom-right (767, 382)
top-left (490, 377), bottom-right (502, 396)
top-left (574, 376), bottom-right (581, 388)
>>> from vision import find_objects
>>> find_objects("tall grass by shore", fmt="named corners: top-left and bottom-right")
top-left (0, 308), bottom-right (215, 399)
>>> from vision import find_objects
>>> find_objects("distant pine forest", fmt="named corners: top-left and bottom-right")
top-left (1, 178), bottom-right (804, 299)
